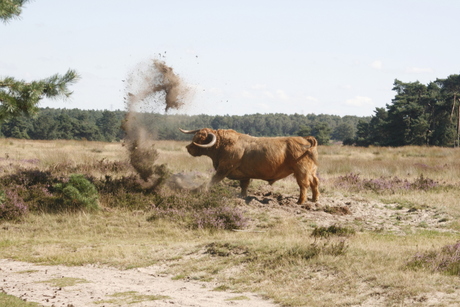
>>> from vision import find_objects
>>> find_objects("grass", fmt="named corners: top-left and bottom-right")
top-left (95, 291), bottom-right (170, 305)
top-left (226, 295), bottom-right (250, 301)
top-left (37, 277), bottom-right (89, 288)
top-left (319, 145), bottom-right (460, 183)
top-left (0, 139), bottom-right (459, 306)
top-left (0, 293), bottom-right (40, 307)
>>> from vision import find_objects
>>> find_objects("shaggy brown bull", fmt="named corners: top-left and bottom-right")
top-left (179, 128), bottom-right (320, 204)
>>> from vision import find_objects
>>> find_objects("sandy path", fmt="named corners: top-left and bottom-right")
top-left (0, 259), bottom-right (277, 307)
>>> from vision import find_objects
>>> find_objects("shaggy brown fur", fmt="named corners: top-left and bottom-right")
top-left (182, 128), bottom-right (320, 204)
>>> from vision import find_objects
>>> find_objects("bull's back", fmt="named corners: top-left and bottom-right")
top-left (227, 136), bottom-right (314, 181)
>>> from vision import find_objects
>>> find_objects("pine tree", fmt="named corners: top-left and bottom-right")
top-left (0, 0), bottom-right (80, 122)
top-left (0, 0), bottom-right (29, 22)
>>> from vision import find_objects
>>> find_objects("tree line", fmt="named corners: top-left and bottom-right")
top-left (0, 108), bottom-right (367, 145)
top-left (2, 73), bottom-right (459, 147)
top-left (353, 74), bottom-right (460, 147)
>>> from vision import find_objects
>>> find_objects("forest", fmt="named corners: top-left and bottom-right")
top-left (0, 108), bottom-right (366, 145)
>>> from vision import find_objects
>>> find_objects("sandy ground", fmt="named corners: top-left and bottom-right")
top-left (0, 192), bottom-right (454, 307)
top-left (0, 259), bottom-right (277, 307)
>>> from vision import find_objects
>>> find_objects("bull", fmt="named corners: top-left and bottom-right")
top-left (179, 128), bottom-right (320, 204)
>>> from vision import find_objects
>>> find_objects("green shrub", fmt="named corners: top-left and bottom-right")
top-left (53, 174), bottom-right (100, 212)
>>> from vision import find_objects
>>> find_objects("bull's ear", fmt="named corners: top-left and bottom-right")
top-left (179, 128), bottom-right (200, 134)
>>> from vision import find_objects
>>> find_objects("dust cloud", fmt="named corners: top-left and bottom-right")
top-left (124, 59), bottom-right (191, 114)
top-left (122, 59), bottom-right (191, 185)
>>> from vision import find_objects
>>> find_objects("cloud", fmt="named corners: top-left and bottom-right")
top-left (371, 60), bottom-right (383, 70)
top-left (345, 96), bottom-right (373, 107)
top-left (257, 102), bottom-right (270, 110)
top-left (305, 96), bottom-right (319, 103)
top-left (405, 67), bottom-right (434, 74)
top-left (241, 87), bottom-right (290, 102)
top-left (241, 90), bottom-right (256, 99)
top-left (264, 91), bottom-right (275, 99)
top-left (261, 89), bottom-right (289, 101)
top-left (276, 90), bottom-right (289, 101)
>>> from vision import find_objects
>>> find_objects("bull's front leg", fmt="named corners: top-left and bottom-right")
top-left (207, 159), bottom-right (243, 195)
top-left (210, 170), bottom-right (228, 186)
top-left (239, 179), bottom-right (250, 197)
top-left (209, 164), bottom-right (234, 186)
top-left (209, 163), bottom-right (240, 190)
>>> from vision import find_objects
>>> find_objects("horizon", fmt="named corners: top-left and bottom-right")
top-left (35, 106), bottom-right (372, 119)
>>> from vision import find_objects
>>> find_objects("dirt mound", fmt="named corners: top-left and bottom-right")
top-left (241, 191), bottom-right (451, 235)
top-left (159, 172), bottom-right (452, 235)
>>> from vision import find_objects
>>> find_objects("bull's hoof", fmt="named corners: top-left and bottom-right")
top-left (190, 183), bottom-right (208, 193)
top-left (244, 196), bottom-right (258, 205)
top-left (301, 203), bottom-right (313, 210)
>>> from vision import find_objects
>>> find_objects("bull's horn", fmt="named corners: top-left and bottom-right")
top-left (194, 132), bottom-right (216, 148)
top-left (179, 128), bottom-right (200, 134)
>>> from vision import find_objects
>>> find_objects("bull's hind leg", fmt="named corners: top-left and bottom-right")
top-left (294, 170), bottom-right (309, 205)
top-left (294, 169), bottom-right (320, 204)
top-left (310, 173), bottom-right (320, 202)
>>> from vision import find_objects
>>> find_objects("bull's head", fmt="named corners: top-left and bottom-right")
top-left (179, 128), bottom-right (217, 156)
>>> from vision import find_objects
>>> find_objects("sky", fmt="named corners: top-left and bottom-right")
top-left (1, 0), bottom-right (460, 117)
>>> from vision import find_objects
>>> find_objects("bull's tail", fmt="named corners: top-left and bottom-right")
top-left (299, 136), bottom-right (318, 164)
top-left (303, 136), bottom-right (318, 148)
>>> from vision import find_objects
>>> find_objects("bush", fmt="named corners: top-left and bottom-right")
top-left (0, 169), bottom-right (54, 187)
top-left (53, 174), bottom-right (100, 212)
top-left (407, 241), bottom-right (460, 276)
top-left (95, 175), bottom-right (152, 195)
top-left (192, 205), bottom-right (249, 230)
top-left (335, 173), bottom-right (440, 193)
top-left (286, 241), bottom-right (348, 259)
top-left (342, 138), bottom-right (355, 146)
top-left (0, 189), bottom-right (28, 221)
top-left (148, 184), bottom-right (249, 231)
top-left (311, 225), bottom-right (356, 239)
